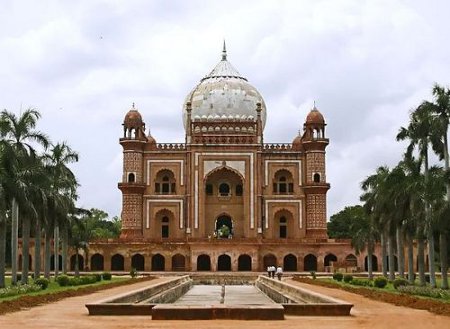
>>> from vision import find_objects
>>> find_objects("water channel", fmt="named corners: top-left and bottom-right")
top-left (174, 284), bottom-right (274, 305)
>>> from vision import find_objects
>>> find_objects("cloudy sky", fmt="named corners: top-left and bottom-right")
top-left (1, 0), bottom-right (450, 219)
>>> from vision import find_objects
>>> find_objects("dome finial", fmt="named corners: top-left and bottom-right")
top-left (222, 40), bottom-right (227, 61)
top-left (132, 102), bottom-right (135, 109)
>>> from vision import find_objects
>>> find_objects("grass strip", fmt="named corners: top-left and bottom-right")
top-left (292, 276), bottom-right (450, 317)
top-left (0, 276), bottom-right (155, 316)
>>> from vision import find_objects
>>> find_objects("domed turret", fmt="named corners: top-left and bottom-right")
top-left (182, 42), bottom-right (266, 130)
top-left (306, 106), bottom-right (325, 125)
top-left (303, 105), bottom-right (326, 141)
top-left (122, 103), bottom-right (146, 139)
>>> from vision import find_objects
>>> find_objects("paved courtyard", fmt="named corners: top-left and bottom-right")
top-left (0, 277), bottom-right (449, 329)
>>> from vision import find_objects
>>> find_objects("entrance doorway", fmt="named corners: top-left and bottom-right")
top-left (216, 215), bottom-right (233, 238)
top-left (218, 254), bottom-right (231, 271)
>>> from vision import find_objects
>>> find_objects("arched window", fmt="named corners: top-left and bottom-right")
top-left (128, 172), bottom-right (135, 183)
top-left (155, 170), bottom-right (176, 194)
top-left (279, 216), bottom-right (287, 238)
top-left (219, 183), bottom-right (230, 196)
top-left (313, 173), bottom-right (320, 183)
top-left (273, 170), bottom-right (294, 194)
top-left (161, 216), bottom-right (169, 238)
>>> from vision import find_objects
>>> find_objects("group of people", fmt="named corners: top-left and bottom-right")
top-left (267, 265), bottom-right (283, 280)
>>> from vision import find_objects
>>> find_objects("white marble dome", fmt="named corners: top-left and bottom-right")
top-left (183, 45), bottom-right (267, 130)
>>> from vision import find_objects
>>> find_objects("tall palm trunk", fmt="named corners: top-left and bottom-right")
top-left (381, 231), bottom-right (388, 277)
top-left (388, 233), bottom-right (396, 280)
top-left (74, 249), bottom-right (80, 277)
top-left (441, 132), bottom-right (449, 289)
top-left (11, 198), bottom-right (19, 285)
top-left (417, 234), bottom-right (426, 286)
top-left (34, 219), bottom-right (41, 279)
top-left (407, 234), bottom-right (415, 284)
top-left (44, 229), bottom-right (51, 279)
top-left (21, 216), bottom-right (30, 284)
top-left (440, 234), bottom-right (449, 289)
top-left (54, 225), bottom-right (59, 277)
top-left (396, 227), bottom-right (405, 278)
top-left (367, 238), bottom-right (374, 280)
top-left (0, 214), bottom-right (6, 288)
top-left (424, 152), bottom-right (437, 287)
top-left (61, 226), bottom-right (68, 274)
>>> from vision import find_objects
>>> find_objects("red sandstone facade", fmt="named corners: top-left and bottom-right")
top-left (88, 47), bottom-right (363, 273)
top-left (21, 47), bottom-right (419, 274)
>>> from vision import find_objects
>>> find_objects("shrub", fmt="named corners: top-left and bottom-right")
top-left (343, 275), bottom-right (353, 283)
top-left (310, 271), bottom-right (316, 280)
top-left (333, 272), bottom-right (343, 281)
top-left (130, 268), bottom-right (138, 278)
top-left (93, 273), bottom-right (102, 282)
top-left (397, 285), bottom-right (450, 299)
top-left (425, 274), bottom-right (430, 283)
top-left (0, 283), bottom-right (41, 298)
top-left (393, 278), bottom-right (410, 289)
top-left (407, 272), bottom-right (416, 282)
top-left (56, 275), bottom-right (70, 287)
top-left (34, 278), bottom-right (50, 290)
top-left (350, 279), bottom-right (372, 287)
top-left (68, 277), bottom-right (82, 286)
top-left (373, 276), bottom-right (388, 288)
top-left (102, 272), bottom-right (112, 280)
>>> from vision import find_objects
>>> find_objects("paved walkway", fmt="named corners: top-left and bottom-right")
top-left (0, 277), bottom-right (449, 329)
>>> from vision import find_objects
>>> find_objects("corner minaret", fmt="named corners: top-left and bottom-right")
top-left (118, 103), bottom-right (147, 239)
top-left (302, 105), bottom-right (330, 238)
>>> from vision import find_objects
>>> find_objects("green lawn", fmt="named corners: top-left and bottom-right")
top-left (1, 276), bottom-right (128, 302)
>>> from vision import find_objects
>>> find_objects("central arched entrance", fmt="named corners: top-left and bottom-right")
top-left (216, 215), bottom-right (233, 238)
top-left (217, 254), bottom-right (231, 271)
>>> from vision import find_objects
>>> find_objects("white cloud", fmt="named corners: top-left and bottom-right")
top-left (1, 0), bottom-right (450, 218)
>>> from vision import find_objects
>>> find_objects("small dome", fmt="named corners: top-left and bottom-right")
top-left (124, 104), bottom-right (143, 128)
top-left (292, 134), bottom-right (302, 146)
top-left (306, 106), bottom-right (325, 125)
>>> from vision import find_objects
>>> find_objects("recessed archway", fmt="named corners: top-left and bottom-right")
top-left (364, 255), bottom-right (378, 271)
top-left (111, 254), bottom-right (124, 271)
top-left (131, 254), bottom-right (145, 271)
top-left (304, 254), bottom-right (317, 271)
top-left (172, 254), bottom-right (186, 271)
top-left (238, 254), bottom-right (252, 271)
top-left (197, 254), bottom-right (211, 271)
top-left (91, 253), bottom-right (104, 271)
top-left (324, 253), bottom-right (337, 267)
top-left (263, 254), bottom-right (277, 269)
top-left (151, 254), bottom-right (165, 271)
top-left (283, 254), bottom-right (297, 271)
top-left (217, 254), bottom-right (231, 271)
top-left (70, 254), bottom-right (84, 271)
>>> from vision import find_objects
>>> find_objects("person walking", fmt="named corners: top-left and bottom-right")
top-left (276, 265), bottom-right (283, 280)
top-left (267, 266), bottom-right (271, 277)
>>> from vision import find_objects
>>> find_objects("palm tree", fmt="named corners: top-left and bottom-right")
top-left (0, 109), bottom-right (49, 284)
top-left (361, 166), bottom-right (394, 278)
top-left (422, 83), bottom-right (450, 289)
top-left (43, 142), bottom-right (79, 277)
top-left (397, 104), bottom-right (441, 287)
top-left (0, 146), bottom-right (7, 288)
top-left (350, 204), bottom-right (377, 279)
